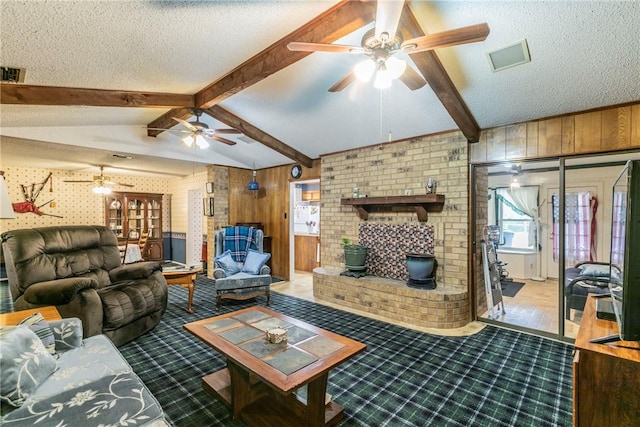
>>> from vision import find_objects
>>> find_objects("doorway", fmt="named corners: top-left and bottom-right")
top-left (186, 188), bottom-right (203, 267)
top-left (289, 179), bottom-right (320, 280)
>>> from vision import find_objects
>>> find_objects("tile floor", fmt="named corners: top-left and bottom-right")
top-left (272, 272), bottom-right (580, 339)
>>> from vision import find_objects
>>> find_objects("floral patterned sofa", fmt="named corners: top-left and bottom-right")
top-left (0, 317), bottom-right (168, 426)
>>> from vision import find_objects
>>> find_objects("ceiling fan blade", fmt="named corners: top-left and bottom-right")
top-left (173, 117), bottom-right (199, 132)
top-left (402, 23), bottom-right (490, 54)
top-left (147, 127), bottom-right (190, 134)
top-left (103, 180), bottom-right (134, 187)
top-left (328, 70), bottom-right (357, 92)
top-left (63, 180), bottom-right (93, 183)
top-left (399, 66), bottom-right (427, 91)
top-left (375, 0), bottom-right (404, 43)
top-left (208, 135), bottom-right (237, 146)
top-left (207, 128), bottom-right (241, 135)
top-left (287, 41), bottom-right (364, 54)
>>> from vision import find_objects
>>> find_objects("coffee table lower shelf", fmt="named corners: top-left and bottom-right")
top-left (202, 369), bottom-right (344, 427)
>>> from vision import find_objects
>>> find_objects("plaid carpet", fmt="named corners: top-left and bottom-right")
top-left (119, 277), bottom-right (573, 427)
top-left (0, 278), bottom-right (573, 426)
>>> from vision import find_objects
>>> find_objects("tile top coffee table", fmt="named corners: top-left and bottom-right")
top-left (184, 306), bottom-right (366, 427)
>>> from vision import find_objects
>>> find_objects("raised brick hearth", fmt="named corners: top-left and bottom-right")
top-left (313, 268), bottom-right (468, 329)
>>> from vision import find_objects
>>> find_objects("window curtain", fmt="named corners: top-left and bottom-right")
top-left (611, 191), bottom-right (626, 266)
top-left (497, 186), bottom-right (539, 246)
top-left (552, 192), bottom-right (598, 265)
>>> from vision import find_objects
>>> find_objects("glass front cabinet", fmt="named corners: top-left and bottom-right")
top-left (105, 192), bottom-right (163, 261)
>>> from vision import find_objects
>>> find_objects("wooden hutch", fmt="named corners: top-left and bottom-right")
top-left (105, 192), bottom-right (163, 261)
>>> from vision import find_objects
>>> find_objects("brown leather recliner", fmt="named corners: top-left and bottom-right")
top-left (1, 225), bottom-right (167, 346)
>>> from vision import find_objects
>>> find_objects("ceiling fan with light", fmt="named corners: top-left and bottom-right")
top-left (148, 109), bottom-right (240, 149)
top-left (63, 165), bottom-right (134, 195)
top-left (287, 1), bottom-right (489, 91)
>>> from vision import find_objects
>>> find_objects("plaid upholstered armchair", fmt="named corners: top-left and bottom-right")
top-left (212, 226), bottom-right (271, 309)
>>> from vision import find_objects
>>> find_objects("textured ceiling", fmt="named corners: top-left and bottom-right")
top-left (1, 1), bottom-right (639, 177)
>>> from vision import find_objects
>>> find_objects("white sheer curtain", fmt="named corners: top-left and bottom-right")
top-left (552, 192), bottom-right (598, 264)
top-left (497, 186), bottom-right (539, 246)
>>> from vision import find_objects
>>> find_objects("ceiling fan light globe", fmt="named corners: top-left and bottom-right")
top-left (93, 185), bottom-right (111, 195)
top-left (354, 59), bottom-right (376, 82)
top-left (386, 56), bottom-right (406, 79)
top-left (182, 135), bottom-right (195, 147)
top-left (374, 69), bottom-right (393, 89)
top-left (195, 135), bottom-right (209, 149)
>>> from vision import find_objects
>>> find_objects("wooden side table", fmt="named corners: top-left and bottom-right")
top-left (162, 265), bottom-right (202, 313)
top-left (0, 306), bottom-right (62, 326)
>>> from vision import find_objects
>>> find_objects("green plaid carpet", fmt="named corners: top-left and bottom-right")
top-left (118, 277), bottom-right (573, 426)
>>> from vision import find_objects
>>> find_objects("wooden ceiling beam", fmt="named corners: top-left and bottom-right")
top-left (148, 0), bottom-right (374, 163)
top-left (399, 6), bottom-right (482, 143)
top-left (205, 106), bottom-right (314, 168)
top-left (146, 108), bottom-right (193, 137)
top-left (0, 84), bottom-right (193, 108)
top-left (194, 0), bottom-right (374, 109)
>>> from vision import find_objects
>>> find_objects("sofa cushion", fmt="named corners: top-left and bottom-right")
top-left (2, 372), bottom-right (165, 426)
top-left (32, 334), bottom-right (132, 401)
top-left (215, 250), bottom-right (241, 276)
top-left (18, 312), bottom-right (56, 356)
top-left (241, 249), bottom-right (271, 275)
top-left (215, 272), bottom-right (271, 291)
top-left (0, 326), bottom-right (58, 407)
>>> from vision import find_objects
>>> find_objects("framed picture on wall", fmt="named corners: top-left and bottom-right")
top-left (203, 197), bottom-right (214, 216)
top-left (206, 182), bottom-right (214, 194)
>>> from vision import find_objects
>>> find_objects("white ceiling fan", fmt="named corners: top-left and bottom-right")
top-left (149, 109), bottom-right (241, 149)
top-left (287, 1), bottom-right (490, 91)
top-left (63, 165), bottom-right (134, 195)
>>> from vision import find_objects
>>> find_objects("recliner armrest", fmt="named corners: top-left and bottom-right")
top-left (109, 261), bottom-right (161, 282)
top-left (22, 277), bottom-right (98, 305)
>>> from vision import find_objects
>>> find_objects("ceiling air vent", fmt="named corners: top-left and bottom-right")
top-left (486, 40), bottom-right (530, 72)
top-left (1, 67), bottom-right (26, 83)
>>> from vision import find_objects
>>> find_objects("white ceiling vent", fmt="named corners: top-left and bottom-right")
top-left (486, 39), bottom-right (530, 72)
top-left (1, 67), bottom-right (26, 83)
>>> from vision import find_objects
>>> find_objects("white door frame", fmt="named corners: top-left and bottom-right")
top-left (289, 179), bottom-right (320, 280)
top-left (186, 188), bottom-right (203, 267)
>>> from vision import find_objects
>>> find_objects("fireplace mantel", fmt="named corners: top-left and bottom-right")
top-left (341, 194), bottom-right (445, 222)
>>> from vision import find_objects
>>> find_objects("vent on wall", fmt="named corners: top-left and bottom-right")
top-left (1, 67), bottom-right (26, 83)
top-left (486, 40), bottom-right (531, 72)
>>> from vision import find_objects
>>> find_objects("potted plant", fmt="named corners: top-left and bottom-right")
top-left (342, 237), bottom-right (367, 271)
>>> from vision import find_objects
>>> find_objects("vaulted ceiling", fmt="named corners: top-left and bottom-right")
top-left (1, 1), bottom-right (639, 177)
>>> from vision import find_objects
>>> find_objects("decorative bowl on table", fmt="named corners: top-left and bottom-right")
top-left (266, 327), bottom-right (288, 343)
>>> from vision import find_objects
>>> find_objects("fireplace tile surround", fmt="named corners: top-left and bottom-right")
top-left (358, 223), bottom-right (435, 282)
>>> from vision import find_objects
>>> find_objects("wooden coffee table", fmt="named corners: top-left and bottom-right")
top-left (0, 306), bottom-right (62, 326)
top-left (184, 306), bottom-right (366, 427)
top-left (162, 262), bottom-right (202, 313)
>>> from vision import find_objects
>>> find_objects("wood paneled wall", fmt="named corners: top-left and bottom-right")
top-left (227, 160), bottom-right (321, 279)
top-left (471, 103), bottom-right (640, 163)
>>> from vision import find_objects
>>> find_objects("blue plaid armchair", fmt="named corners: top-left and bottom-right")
top-left (212, 226), bottom-right (271, 309)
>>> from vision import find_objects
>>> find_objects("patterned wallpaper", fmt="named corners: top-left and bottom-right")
top-left (0, 165), bottom-right (170, 234)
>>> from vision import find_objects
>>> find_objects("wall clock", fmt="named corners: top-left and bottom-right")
top-left (290, 164), bottom-right (302, 179)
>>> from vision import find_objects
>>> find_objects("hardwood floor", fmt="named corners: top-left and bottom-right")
top-left (273, 271), bottom-right (580, 339)
top-left (479, 277), bottom-right (580, 339)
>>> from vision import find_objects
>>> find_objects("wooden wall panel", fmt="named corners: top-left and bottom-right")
top-left (526, 121), bottom-right (538, 157)
top-left (469, 133), bottom-right (487, 164)
top-left (574, 110), bottom-right (602, 153)
top-left (486, 127), bottom-right (506, 160)
top-left (505, 124), bottom-right (526, 159)
top-left (472, 102), bottom-right (640, 165)
top-left (561, 116), bottom-right (575, 154)
top-left (538, 117), bottom-right (562, 156)
top-left (632, 104), bottom-right (640, 147)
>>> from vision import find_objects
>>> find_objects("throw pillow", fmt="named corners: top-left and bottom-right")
top-left (215, 250), bottom-right (240, 276)
top-left (18, 312), bottom-right (56, 356)
top-left (0, 326), bottom-right (58, 407)
top-left (580, 264), bottom-right (611, 278)
top-left (241, 249), bottom-right (271, 275)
